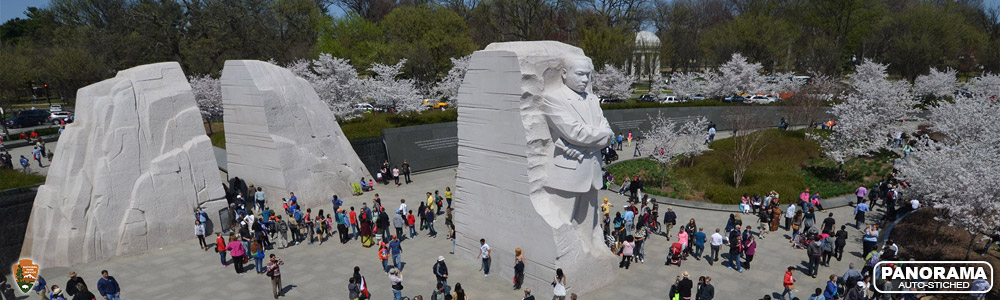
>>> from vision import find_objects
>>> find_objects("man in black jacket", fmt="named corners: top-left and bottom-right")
top-left (663, 207), bottom-right (677, 241)
top-left (65, 272), bottom-right (86, 297)
top-left (699, 277), bottom-right (715, 300)
top-left (433, 256), bottom-right (449, 293)
top-left (377, 208), bottom-right (391, 240)
top-left (678, 272), bottom-right (693, 299)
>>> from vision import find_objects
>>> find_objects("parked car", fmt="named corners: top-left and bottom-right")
top-left (7, 109), bottom-right (51, 128)
top-left (639, 94), bottom-right (658, 102)
top-left (49, 104), bottom-right (63, 112)
top-left (423, 99), bottom-right (449, 109)
top-left (691, 94), bottom-right (706, 101)
top-left (748, 95), bottom-right (773, 104)
top-left (6, 115), bottom-right (44, 128)
top-left (352, 103), bottom-right (374, 114)
top-left (660, 95), bottom-right (679, 103)
top-left (49, 111), bottom-right (73, 124)
top-left (723, 95), bottom-right (746, 103)
top-left (599, 97), bottom-right (624, 104)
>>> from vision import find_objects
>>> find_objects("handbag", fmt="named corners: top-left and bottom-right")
top-left (266, 266), bottom-right (275, 277)
top-left (392, 282), bottom-right (403, 290)
top-left (255, 249), bottom-right (265, 259)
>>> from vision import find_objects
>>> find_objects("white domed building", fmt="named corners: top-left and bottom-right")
top-left (629, 30), bottom-right (662, 81)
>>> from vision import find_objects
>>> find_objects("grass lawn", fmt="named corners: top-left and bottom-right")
top-left (0, 169), bottom-right (46, 190)
top-left (607, 129), bottom-right (896, 204)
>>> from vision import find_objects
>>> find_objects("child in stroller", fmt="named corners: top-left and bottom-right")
top-left (666, 242), bottom-right (683, 266)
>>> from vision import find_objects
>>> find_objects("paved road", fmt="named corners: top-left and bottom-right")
top-left (7, 167), bottom-right (877, 300)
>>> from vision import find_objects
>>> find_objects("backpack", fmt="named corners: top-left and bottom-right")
top-left (277, 220), bottom-right (288, 232)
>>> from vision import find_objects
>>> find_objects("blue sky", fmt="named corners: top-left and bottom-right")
top-left (3, 0), bottom-right (1000, 24)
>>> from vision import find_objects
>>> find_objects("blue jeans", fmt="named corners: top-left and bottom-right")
top-left (694, 244), bottom-right (705, 259)
top-left (220, 251), bottom-right (227, 265)
top-left (482, 257), bottom-right (491, 275)
top-left (393, 289), bottom-right (402, 300)
top-left (781, 286), bottom-right (794, 300)
top-left (728, 252), bottom-right (742, 272)
top-left (107, 295), bottom-right (121, 300)
top-left (409, 225), bottom-right (417, 238)
top-left (392, 253), bottom-right (402, 270)
top-left (428, 223), bottom-right (437, 236)
top-left (382, 259), bottom-right (389, 272)
top-left (351, 223), bottom-right (359, 238)
top-left (255, 256), bottom-right (264, 273)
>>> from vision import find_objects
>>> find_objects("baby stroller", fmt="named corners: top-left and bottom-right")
top-left (667, 242), bottom-right (683, 266)
top-left (603, 147), bottom-right (619, 165)
top-left (791, 232), bottom-right (809, 249)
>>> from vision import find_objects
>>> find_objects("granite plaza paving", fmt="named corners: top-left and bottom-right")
top-left (10, 157), bottom-right (871, 300)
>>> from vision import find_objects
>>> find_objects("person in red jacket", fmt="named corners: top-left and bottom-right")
top-left (407, 211), bottom-right (416, 239)
top-left (781, 266), bottom-right (796, 300)
top-left (215, 233), bottom-right (227, 267)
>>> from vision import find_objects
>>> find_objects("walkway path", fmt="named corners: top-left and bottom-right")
top-left (11, 167), bottom-right (874, 300)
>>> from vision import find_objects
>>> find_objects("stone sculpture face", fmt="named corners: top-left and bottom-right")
top-left (561, 57), bottom-right (592, 93)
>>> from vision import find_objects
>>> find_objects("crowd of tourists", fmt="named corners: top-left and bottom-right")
top-left (1, 270), bottom-right (121, 300)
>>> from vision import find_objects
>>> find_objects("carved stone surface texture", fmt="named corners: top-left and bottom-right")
top-left (21, 62), bottom-right (227, 267)
top-left (222, 60), bottom-right (369, 210)
top-left (455, 41), bottom-right (616, 298)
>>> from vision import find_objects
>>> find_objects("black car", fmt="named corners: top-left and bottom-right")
top-left (639, 94), bottom-right (657, 102)
top-left (6, 109), bottom-right (50, 128)
top-left (723, 95), bottom-right (747, 103)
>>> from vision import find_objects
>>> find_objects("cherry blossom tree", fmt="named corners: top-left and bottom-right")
top-left (364, 59), bottom-right (424, 113)
top-left (649, 73), bottom-right (668, 96)
top-left (717, 53), bottom-right (766, 96)
top-left (667, 72), bottom-right (702, 99)
top-left (188, 74), bottom-right (222, 134)
top-left (286, 54), bottom-right (364, 117)
top-left (781, 74), bottom-right (839, 128)
top-left (592, 64), bottom-right (635, 100)
top-left (433, 55), bottom-right (470, 105)
top-left (643, 112), bottom-right (709, 186)
top-left (766, 72), bottom-right (806, 95)
top-left (963, 73), bottom-right (1000, 98)
top-left (815, 60), bottom-right (919, 163)
top-left (899, 85), bottom-right (1000, 259)
top-left (913, 67), bottom-right (957, 99)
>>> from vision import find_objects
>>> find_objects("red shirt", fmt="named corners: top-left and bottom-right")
top-left (349, 211), bottom-right (357, 225)
top-left (783, 271), bottom-right (795, 287)
top-left (216, 237), bottom-right (226, 252)
top-left (407, 214), bottom-right (415, 226)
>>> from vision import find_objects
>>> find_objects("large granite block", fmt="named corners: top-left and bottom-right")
top-left (455, 42), bottom-right (617, 298)
top-left (20, 62), bottom-right (227, 267)
top-left (221, 60), bottom-right (369, 209)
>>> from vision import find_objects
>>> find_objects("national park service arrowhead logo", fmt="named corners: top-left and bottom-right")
top-left (13, 258), bottom-right (39, 293)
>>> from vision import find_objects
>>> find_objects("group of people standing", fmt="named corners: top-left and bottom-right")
top-left (6, 270), bottom-right (121, 300)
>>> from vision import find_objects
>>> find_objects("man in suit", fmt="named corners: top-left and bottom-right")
top-left (541, 55), bottom-right (615, 253)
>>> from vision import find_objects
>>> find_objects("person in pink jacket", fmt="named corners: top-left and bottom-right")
top-left (226, 234), bottom-right (247, 274)
top-left (677, 229), bottom-right (689, 259)
top-left (743, 235), bottom-right (757, 270)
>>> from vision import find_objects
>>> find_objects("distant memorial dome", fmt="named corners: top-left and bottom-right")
top-left (635, 31), bottom-right (660, 47)
top-left (629, 31), bottom-right (661, 81)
